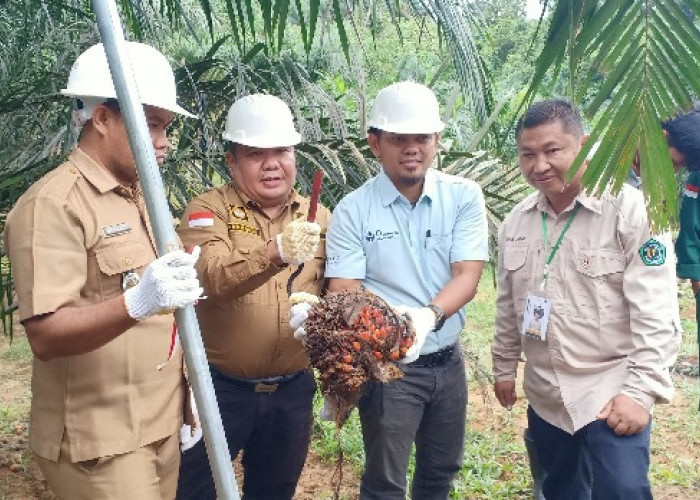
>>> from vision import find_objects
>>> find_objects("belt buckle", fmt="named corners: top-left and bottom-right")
top-left (254, 382), bottom-right (278, 394)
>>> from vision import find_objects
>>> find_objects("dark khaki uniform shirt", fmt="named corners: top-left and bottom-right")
top-left (3, 148), bottom-right (183, 462)
top-left (177, 183), bottom-right (330, 378)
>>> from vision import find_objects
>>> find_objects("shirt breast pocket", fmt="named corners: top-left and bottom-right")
top-left (425, 233), bottom-right (452, 275)
top-left (297, 241), bottom-right (326, 292)
top-left (571, 248), bottom-right (626, 320)
top-left (503, 245), bottom-right (531, 307)
top-left (94, 241), bottom-right (153, 299)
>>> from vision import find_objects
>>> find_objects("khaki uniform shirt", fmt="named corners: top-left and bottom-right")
top-left (3, 148), bottom-right (183, 462)
top-left (492, 187), bottom-right (681, 434)
top-left (177, 183), bottom-right (330, 378)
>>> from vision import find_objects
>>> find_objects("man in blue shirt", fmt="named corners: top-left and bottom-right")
top-left (325, 81), bottom-right (489, 499)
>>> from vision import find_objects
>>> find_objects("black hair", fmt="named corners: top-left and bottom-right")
top-left (516, 98), bottom-right (584, 139)
top-left (368, 126), bottom-right (383, 137)
top-left (662, 108), bottom-right (700, 171)
top-left (77, 98), bottom-right (120, 114)
top-left (102, 98), bottom-right (120, 112)
top-left (227, 141), bottom-right (240, 159)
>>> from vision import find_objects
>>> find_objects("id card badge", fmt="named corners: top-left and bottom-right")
top-left (520, 294), bottom-right (552, 341)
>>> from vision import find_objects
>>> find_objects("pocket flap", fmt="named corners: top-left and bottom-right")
top-left (575, 248), bottom-right (625, 277)
top-left (503, 246), bottom-right (528, 271)
top-left (95, 241), bottom-right (152, 276)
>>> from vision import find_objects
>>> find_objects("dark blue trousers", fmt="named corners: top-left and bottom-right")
top-left (528, 406), bottom-right (652, 500)
top-left (176, 366), bottom-right (316, 500)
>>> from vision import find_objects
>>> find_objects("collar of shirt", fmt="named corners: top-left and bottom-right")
top-left (70, 147), bottom-right (124, 195)
top-left (519, 190), bottom-right (603, 217)
top-left (376, 168), bottom-right (437, 207)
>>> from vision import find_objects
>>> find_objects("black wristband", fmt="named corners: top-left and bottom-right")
top-left (426, 304), bottom-right (446, 331)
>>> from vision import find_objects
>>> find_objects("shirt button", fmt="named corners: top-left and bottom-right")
top-left (69, 167), bottom-right (78, 174)
top-left (125, 257), bottom-right (133, 266)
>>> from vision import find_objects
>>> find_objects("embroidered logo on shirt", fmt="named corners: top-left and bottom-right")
top-left (102, 222), bottom-right (131, 238)
top-left (365, 229), bottom-right (400, 242)
top-left (639, 238), bottom-right (666, 266)
top-left (684, 183), bottom-right (699, 199)
top-left (229, 205), bottom-right (248, 220)
top-left (188, 211), bottom-right (215, 228)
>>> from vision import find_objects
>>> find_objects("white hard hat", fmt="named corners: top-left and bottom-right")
top-left (368, 81), bottom-right (445, 134)
top-left (61, 42), bottom-right (194, 118)
top-left (222, 94), bottom-right (301, 148)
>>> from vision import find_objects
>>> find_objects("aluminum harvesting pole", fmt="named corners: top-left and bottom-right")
top-left (91, 1), bottom-right (239, 498)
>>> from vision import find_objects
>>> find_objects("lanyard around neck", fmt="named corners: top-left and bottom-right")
top-left (540, 203), bottom-right (580, 290)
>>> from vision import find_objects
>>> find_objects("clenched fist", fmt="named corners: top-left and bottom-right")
top-left (276, 220), bottom-right (321, 266)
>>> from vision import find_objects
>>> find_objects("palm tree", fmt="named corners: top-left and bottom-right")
top-left (141, 0), bottom-right (700, 228)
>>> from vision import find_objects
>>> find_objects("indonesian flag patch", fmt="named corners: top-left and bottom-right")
top-left (188, 211), bottom-right (215, 227)
top-left (684, 183), bottom-right (699, 199)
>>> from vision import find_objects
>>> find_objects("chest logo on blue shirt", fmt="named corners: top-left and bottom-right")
top-left (639, 238), bottom-right (666, 266)
top-left (366, 229), bottom-right (400, 242)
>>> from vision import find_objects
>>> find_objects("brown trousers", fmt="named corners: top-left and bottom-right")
top-left (35, 431), bottom-right (180, 500)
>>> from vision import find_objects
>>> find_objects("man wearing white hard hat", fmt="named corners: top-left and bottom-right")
top-left (176, 94), bottom-right (330, 499)
top-left (2, 41), bottom-right (201, 499)
top-left (324, 81), bottom-right (488, 498)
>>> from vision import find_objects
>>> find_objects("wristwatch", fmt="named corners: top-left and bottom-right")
top-left (426, 304), bottom-right (446, 331)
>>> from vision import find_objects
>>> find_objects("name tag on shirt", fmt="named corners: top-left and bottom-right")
top-left (520, 294), bottom-right (551, 341)
top-left (102, 222), bottom-right (131, 238)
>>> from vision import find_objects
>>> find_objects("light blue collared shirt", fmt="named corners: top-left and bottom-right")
top-left (325, 168), bottom-right (489, 353)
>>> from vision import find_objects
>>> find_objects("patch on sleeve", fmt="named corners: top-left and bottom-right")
top-left (639, 238), bottom-right (666, 266)
top-left (683, 183), bottom-right (699, 198)
top-left (188, 211), bottom-right (215, 228)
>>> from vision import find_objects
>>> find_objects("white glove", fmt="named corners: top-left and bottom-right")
top-left (179, 387), bottom-right (203, 452)
top-left (394, 305), bottom-right (436, 364)
top-left (276, 220), bottom-right (321, 266)
top-left (290, 302), bottom-right (312, 341)
top-left (124, 246), bottom-right (203, 321)
top-left (289, 292), bottom-right (319, 341)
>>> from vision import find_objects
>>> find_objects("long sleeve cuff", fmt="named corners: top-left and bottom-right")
top-left (620, 387), bottom-right (657, 413)
top-left (676, 262), bottom-right (700, 281)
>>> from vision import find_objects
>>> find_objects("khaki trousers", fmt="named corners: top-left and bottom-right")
top-left (35, 431), bottom-right (180, 500)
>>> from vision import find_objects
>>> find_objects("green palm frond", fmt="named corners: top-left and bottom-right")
top-left (417, 0), bottom-right (494, 123)
top-left (0, 1), bottom-right (96, 211)
top-left (131, 0), bottom-right (494, 129)
top-left (524, 0), bottom-right (700, 229)
top-left (440, 150), bottom-right (530, 225)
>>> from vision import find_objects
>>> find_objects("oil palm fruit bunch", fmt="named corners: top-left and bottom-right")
top-left (302, 289), bottom-right (415, 425)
